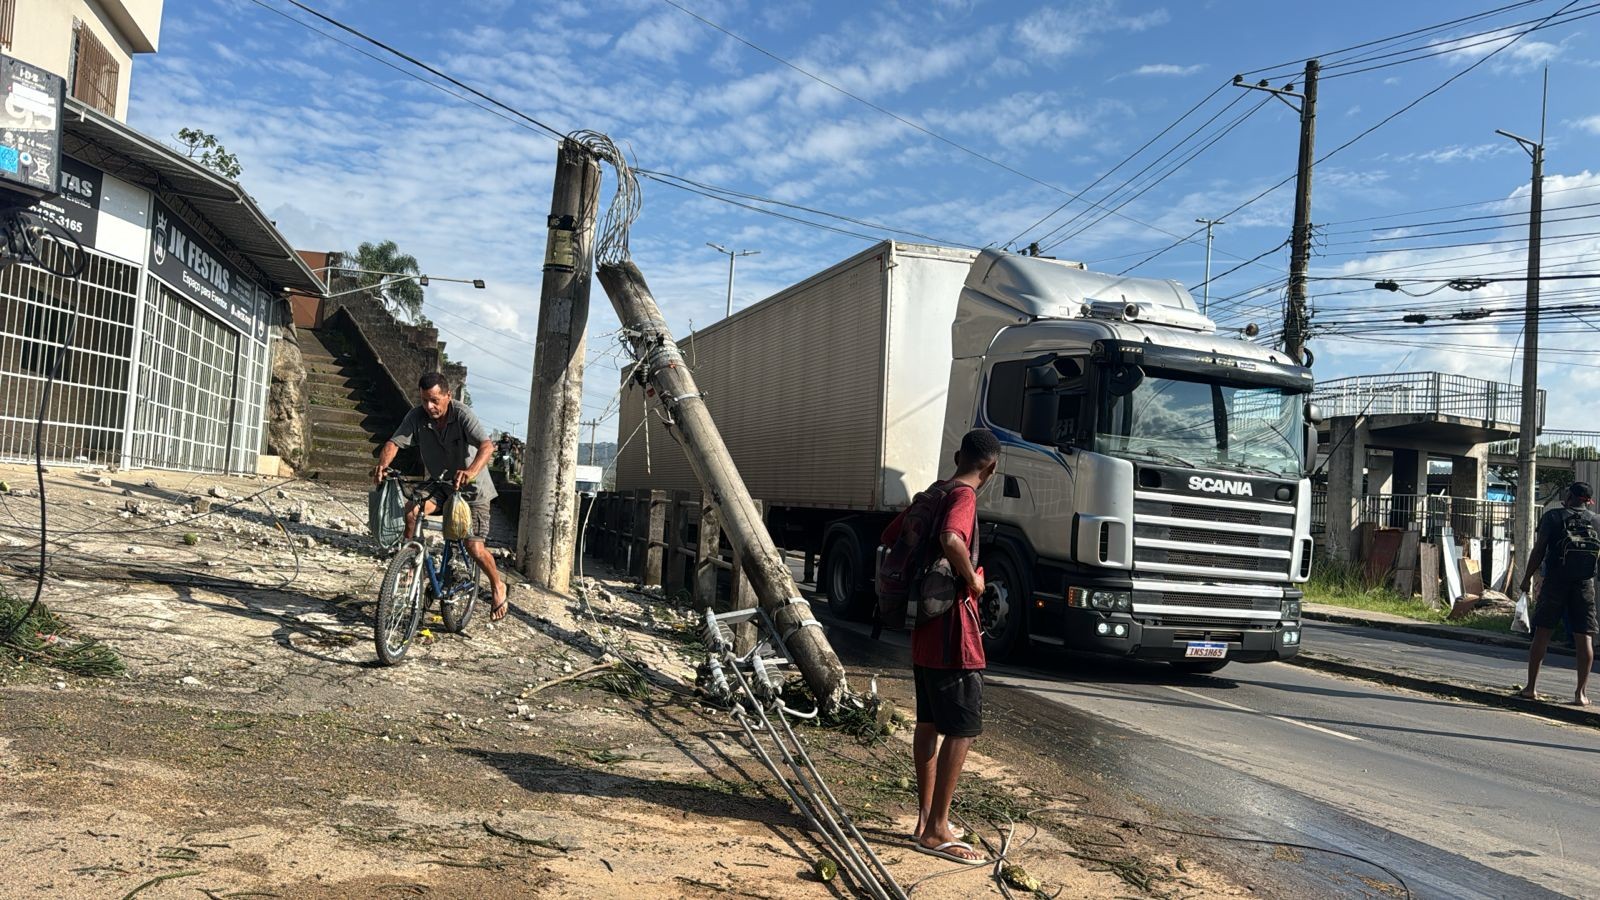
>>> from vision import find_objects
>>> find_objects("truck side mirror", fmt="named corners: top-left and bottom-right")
top-left (1105, 363), bottom-right (1144, 396)
top-left (1020, 362), bottom-right (1061, 445)
top-left (1303, 423), bottom-right (1318, 475)
top-left (1304, 402), bottom-right (1323, 425)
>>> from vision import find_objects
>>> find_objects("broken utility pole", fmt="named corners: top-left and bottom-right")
top-left (596, 260), bottom-right (848, 710)
top-left (519, 139), bottom-right (601, 594)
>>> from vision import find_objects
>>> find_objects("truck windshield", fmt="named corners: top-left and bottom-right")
top-left (1097, 370), bottom-right (1305, 478)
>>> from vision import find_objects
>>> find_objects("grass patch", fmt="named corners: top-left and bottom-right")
top-left (0, 585), bottom-right (126, 677)
top-left (1305, 561), bottom-right (1513, 633)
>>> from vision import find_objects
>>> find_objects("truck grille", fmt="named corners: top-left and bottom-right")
top-left (1139, 591), bottom-right (1269, 611)
top-left (1132, 492), bottom-right (1296, 582)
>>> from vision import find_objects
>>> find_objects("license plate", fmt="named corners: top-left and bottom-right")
top-left (1184, 641), bottom-right (1228, 659)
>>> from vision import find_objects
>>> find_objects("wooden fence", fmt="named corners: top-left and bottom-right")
top-left (580, 490), bottom-right (817, 652)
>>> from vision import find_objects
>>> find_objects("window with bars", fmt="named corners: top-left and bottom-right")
top-left (70, 19), bottom-right (119, 117)
top-left (0, 0), bottom-right (16, 50)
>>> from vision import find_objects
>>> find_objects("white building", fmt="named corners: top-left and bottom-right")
top-left (0, 1), bottom-right (323, 473)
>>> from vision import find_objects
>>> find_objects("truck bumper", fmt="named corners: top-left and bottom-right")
top-left (1054, 606), bottom-right (1300, 663)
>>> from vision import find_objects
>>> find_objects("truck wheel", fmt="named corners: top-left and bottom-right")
top-left (980, 551), bottom-right (1028, 661)
top-left (822, 534), bottom-right (871, 619)
top-left (1169, 659), bottom-right (1229, 675)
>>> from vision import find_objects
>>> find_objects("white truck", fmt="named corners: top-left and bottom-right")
top-left (616, 242), bottom-right (1317, 671)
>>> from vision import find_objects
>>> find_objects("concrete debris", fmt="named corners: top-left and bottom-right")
top-left (209, 486), bottom-right (231, 500)
top-left (179, 675), bottom-right (203, 687)
top-left (95, 476), bottom-right (113, 487)
top-left (192, 498), bottom-right (211, 515)
top-left (126, 546), bottom-right (143, 555)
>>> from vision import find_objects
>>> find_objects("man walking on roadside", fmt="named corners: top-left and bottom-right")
top-left (374, 373), bottom-right (508, 622)
top-left (1517, 481), bottom-right (1600, 706)
top-left (880, 429), bottom-right (1000, 865)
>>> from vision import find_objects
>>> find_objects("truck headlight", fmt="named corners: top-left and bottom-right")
top-left (1281, 600), bottom-right (1301, 621)
top-left (1089, 590), bottom-right (1131, 611)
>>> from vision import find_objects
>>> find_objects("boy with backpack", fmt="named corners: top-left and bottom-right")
top-left (1517, 481), bottom-right (1600, 706)
top-left (875, 429), bottom-right (1000, 864)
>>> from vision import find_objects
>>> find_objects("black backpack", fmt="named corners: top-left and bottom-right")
top-left (874, 482), bottom-right (966, 631)
top-left (1554, 509), bottom-right (1600, 580)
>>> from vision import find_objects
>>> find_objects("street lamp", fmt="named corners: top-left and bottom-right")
top-left (706, 242), bottom-right (759, 318)
top-left (315, 269), bottom-right (487, 299)
top-left (1194, 217), bottom-right (1224, 315)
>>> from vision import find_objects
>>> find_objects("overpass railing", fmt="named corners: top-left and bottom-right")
top-left (1312, 372), bottom-right (1544, 428)
top-left (1486, 429), bottom-right (1600, 462)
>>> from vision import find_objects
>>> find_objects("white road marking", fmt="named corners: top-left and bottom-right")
top-left (1167, 685), bottom-right (1364, 742)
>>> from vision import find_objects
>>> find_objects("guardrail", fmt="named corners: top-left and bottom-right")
top-left (1311, 487), bottom-right (1514, 541)
top-left (1486, 429), bottom-right (1600, 462)
top-left (1311, 371), bottom-right (1544, 429)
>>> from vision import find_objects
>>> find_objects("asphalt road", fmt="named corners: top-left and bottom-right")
top-left (815, 611), bottom-right (1600, 899)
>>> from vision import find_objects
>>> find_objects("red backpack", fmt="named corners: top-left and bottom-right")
top-left (874, 482), bottom-right (967, 630)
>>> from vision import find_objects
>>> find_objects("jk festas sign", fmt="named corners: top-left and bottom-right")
top-left (28, 156), bottom-right (101, 246)
top-left (149, 199), bottom-right (259, 336)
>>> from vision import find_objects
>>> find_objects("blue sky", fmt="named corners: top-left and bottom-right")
top-left (129, 0), bottom-right (1600, 439)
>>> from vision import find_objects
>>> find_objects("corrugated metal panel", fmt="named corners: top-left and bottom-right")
top-left (617, 245), bottom-right (892, 509)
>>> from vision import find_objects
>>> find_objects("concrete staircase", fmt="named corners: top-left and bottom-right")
top-left (300, 329), bottom-right (400, 483)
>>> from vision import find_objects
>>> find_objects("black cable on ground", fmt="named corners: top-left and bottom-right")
top-left (2, 217), bottom-right (88, 641)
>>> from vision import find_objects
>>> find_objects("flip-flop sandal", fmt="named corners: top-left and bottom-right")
top-left (914, 840), bottom-right (987, 865)
top-left (490, 589), bottom-right (509, 621)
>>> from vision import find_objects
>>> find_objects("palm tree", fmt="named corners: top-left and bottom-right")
top-left (334, 240), bottom-right (425, 322)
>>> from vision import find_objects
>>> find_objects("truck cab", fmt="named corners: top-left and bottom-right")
top-left (944, 250), bottom-right (1316, 671)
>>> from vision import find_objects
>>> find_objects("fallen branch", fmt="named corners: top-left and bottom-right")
top-left (122, 870), bottom-right (204, 899)
top-left (481, 821), bottom-right (575, 853)
top-left (525, 662), bottom-right (612, 696)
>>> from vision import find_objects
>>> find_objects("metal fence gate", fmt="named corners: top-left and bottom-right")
top-left (128, 276), bottom-right (266, 473)
top-left (0, 242), bottom-right (140, 466)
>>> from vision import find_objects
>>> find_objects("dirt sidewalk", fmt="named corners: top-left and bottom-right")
top-left (0, 465), bottom-right (1250, 898)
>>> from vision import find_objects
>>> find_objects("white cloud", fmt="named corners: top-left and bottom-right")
top-left (1127, 63), bottom-right (1205, 77)
top-left (1015, 1), bottom-right (1170, 60)
top-left (614, 12), bottom-right (702, 63)
top-left (1386, 143), bottom-right (1517, 165)
top-left (1575, 114), bottom-right (1600, 135)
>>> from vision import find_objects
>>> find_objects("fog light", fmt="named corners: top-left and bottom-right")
top-left (1283, 630), bottom-right (1300, 645)
top-left (1113, 624), bottom-right (1127, 637)
top-left (1096, 622), bottom-right (1110, 635)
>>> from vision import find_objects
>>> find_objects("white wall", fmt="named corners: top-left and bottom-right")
top-left (9, 0), bottom-right (164, 120)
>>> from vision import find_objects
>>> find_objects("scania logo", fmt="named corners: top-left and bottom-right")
top-left (1188, 476), bottom-right (1253, 497)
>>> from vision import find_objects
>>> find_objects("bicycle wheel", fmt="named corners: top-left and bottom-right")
top-left (440, 546), bottom-right (481, 634)
top-left (375, 542), bottom-right (428, 665)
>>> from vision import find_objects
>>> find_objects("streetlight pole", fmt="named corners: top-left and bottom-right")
top-left (1195, 217), bottom-right (1224, 315)
top-left (706, 242), bottom-right (760, 318)
top-left (1498, 75), bottom-right (1547, 563)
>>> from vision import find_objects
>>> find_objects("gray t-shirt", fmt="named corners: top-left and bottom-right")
top-left (389, 400), bottom-right (497, 504)
top-left (1537, 504), bottom-right (1600, 578)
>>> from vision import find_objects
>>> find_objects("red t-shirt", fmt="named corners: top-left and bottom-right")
top-left (882, 481), bottom-right (986, 671)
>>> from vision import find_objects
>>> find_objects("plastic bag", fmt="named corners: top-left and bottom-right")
top-left (368, 479), bottom-right (405, 550)
top-left (442, 493), bottom-right (473, 541)
top-left (1511, 592), bottom-right (1532, 634)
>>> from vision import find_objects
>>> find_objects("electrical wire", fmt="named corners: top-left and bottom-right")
top-left (1118, 0), bottom-right (1581, 276)
top-left (2, 222), bottom-right (88, 640)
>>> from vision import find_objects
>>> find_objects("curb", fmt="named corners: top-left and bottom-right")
top-left (1290, 652), bottom-right (1600, 729)
top-left (1303, 608), bottom-right (1578, 659)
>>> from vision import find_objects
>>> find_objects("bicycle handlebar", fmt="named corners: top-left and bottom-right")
top-left (383, 469), bottom-right (480, 502)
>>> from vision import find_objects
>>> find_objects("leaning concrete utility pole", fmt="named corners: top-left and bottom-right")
top-left (597, 260), bottom-right (847, 709)
top-left (1498, 71), bottom-right (1548, 562)
top-left (519, 139), bottom-right (601, 593)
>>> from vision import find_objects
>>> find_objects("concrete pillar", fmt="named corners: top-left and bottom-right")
top-left (1368, 453), bottom-right (1395, 496)
top-left (1451, 446), bottom-right (1488, 500)
top-left (1325, 416), bottom-right (1370, 563)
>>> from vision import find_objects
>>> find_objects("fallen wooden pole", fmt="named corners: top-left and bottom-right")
top-left (596, 260), bottom-right (848, 710)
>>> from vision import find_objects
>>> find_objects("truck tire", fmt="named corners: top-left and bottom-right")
top-left (1169, 659), bottom-right (1230, 675)
top-left (980, 550), bottom-right (1028, 661)
top-left (822, 532), bottom-right (872, 620)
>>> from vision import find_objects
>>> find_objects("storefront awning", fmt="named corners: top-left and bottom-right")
top-left (58, 98), bottom-right (325, 297)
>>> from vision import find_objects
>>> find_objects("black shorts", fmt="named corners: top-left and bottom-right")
top-left (913, 666), bottom-right (983, 738)
top-left (1532, 576), bottom-right (1598, 634)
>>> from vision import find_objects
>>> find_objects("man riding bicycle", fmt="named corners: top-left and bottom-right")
top-left (374, 372), bottom-right (508, 621)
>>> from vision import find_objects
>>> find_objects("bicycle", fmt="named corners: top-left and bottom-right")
top-left (374, 471), bottom-right (485, 666)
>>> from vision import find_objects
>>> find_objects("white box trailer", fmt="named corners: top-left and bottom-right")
top-left (615, 241), bottom-right (977, 512)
